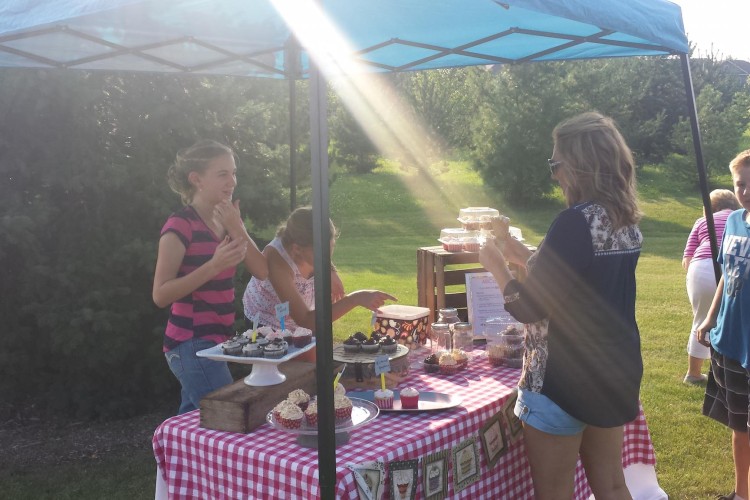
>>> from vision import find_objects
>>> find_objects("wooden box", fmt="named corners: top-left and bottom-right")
top-left (200, 361), bottom-right (318, 434)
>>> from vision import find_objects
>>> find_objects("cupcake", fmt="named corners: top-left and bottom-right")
top-left (452, 349), bottom-right (469, 370)
top-left (379, 335), bottom-right (398, 353)
top-left (263, 343), bottom-right (286, 359)
top-left (374, 388), bottom-right (394, 409)
top-left (280, 329), bottom-right (294, 344)
top-left (361, 337), bottom-right (380, 354)
top-left (423, 353), bottom-right (440, 373)
top-left (343, 335), bottom-right (361, 353)
top-left (399, 387), bottom-right (420, 409)
top-left (233, 335), bottom-right (250, 348)
top-left (334, 383), bottom-right (346, 397)
top-left (352, 331), bottom-right (369, 343)
top-left (287, 389), bottom-right (311, 411)
top-left (370, 332), bottom-right (384, 342)
top-left (439, 352), bottom-right (459, 374)
top-left (292, 327), bottom-right (313, 348)
top-left (304, 400), bottom-right (318, 426)
top-left (462, 237), bottom-right (480, 252)
top-left (257, 326), bottom-right (275, 338)
top-left (240, 328), bottom-right (254, 339)
top-left (278, 403), bottom-right (303, 429)
top-left (272, 400), bottom-right (297, 421)
top-left (242, 342), bottom-right (263, 358)
top-left (220, 339), bottom-right (242, 356)
top-left (334, 394), bottom-right (353, 420)
top-left (264, 330), bottom-right (284, 342)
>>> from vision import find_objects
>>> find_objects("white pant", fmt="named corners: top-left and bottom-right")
top-left (686, 258), bottom-right (719, 359)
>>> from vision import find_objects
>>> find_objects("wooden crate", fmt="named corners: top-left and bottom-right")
top-left (416, 245), bottom-right (528, 324)
top-left (200, 361), bottom-right (318, 434)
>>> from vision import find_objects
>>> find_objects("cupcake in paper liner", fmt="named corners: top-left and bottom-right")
top-left (334, 394), bottom-right (353, 420)
top-left (373, 388), bottom-right (394, 409)
top-left (272, 400), bottom-right (298, 421)
top-left (399, 387), bottom-right (420, 409)
top-left (304, 400), bottom-right (318, 426)
top-left (279, 404), bottom-right (303, 429)
top-left (287, 389), bottom-right (311, 411)
top-left (220, 339), bottom-right (242, 356)
top-left (292, 327), bottom-right (313, 348)
top-left (439, 353), bottom-right (460, 375)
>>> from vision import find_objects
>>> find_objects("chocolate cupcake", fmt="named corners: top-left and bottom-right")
top-left (220, 339), bottom-right (242, 356)
top-left (343, 335), bottom-right (361, 353)
top-left (263, 343), bottom-right (286, 359)
top-left (242, 342), bottom-right (263, 358)
top-left (361, 337), bottom-right (380, 354)
top-left (423, 353), bottom-right (440, 373)
top-left (379, 335), bottom-right (398, 353)
top-left (352, 331), bottom-right (368, 343)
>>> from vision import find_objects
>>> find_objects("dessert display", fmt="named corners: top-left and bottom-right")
top-left (438, 352), bottom-right (459, 375)
top-left (287, 389), bottom-right (311, 411)
top-left (438, 227), bottom-right (477, 252)
top-left (457, 207), bottom-right (500, 230)
top-left (379, 335), bottom-right (398, 353)
top-left (423, 353), bottom-right (440, 373)
top-left (334, 394), bottom-right (354, 420)
top-left (220, 339), bottom-right (242, 355)
top-left (292, 327), bottom-right (313, 348)
top-left (399, 387), bottom-right (420, 409)
top-left (373, 388), bottom-right (394, 409)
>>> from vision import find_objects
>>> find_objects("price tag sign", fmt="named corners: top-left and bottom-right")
top-left (373, 355), bottom-right (391, 376)
top-left (275, 302), bottom-right (289, 330)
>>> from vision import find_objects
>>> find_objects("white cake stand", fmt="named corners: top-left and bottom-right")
top-left (196, 339), bottom-right (316, 386)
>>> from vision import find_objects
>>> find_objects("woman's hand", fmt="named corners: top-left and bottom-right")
top-left (350, 290), bottom-right (398, 311)
top-left (502, 237), bottom-right (532, 267)
top-left (479, 240), bottom-right (507, 274)
top-left (210, 236), bottom-right (247, 272)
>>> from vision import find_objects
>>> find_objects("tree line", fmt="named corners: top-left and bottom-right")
top-left (1, 54), bottom-right (748, 418)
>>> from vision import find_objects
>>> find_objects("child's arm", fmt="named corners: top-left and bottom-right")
top-left (214, 199), bottom-right (268, 280)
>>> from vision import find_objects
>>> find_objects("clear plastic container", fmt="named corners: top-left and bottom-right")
top-left (438, 228), bottom-right (478, 252)
top-left (498, 327), bottom-right (524, 368)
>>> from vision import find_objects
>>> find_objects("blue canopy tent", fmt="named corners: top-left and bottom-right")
top-left (0, 1), bottom-right (706, 495)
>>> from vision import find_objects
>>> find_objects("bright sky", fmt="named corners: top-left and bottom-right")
top-left (670, 0), bottom-right (750, 61)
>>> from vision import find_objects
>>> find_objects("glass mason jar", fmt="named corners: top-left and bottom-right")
top-left (431, 322), bottom-right (452, 352)
top-left (437, 308), bottom-right (460, 329)
top-left (453, 322), bottom-right (473, 352)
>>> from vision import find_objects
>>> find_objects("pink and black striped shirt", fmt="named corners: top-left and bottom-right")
top-left (683, 208), bottom-right (734, 263)
top-left (161, 205), bottom-right (235, 352)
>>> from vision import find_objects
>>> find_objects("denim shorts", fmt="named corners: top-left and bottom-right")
top-left (514, 388), bottom-right (586, 436)
top-left (165, 338), bottom-right (233, 414)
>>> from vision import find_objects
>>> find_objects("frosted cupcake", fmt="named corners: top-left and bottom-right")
top-left (263, 342), bottom-right (286, 359)
top-left (287, 389), bottom-right (311, 411)
top-left (439, 352), bottom-right (459, 374)
top-left (292, 327), bottom-right (313, 348)
top-left (399, 387), bottom-right (420, 409)
top-left (334, 383), bottom-right (346, 397)
top-left (374, 388), bottom-right (394, 409)
top-left (242, 342), bottom-right (263, 358)
top-left (304, 400), bottom-right (318, 426)
top-left (272, 400), bottom-right (298, 421)
top-left (278, 403), bottom-right (303, 429)
top-left (379, 335), bottom-right (398, 353)
top-left (220, 339), bottom-right (242, 356)
top-left (334, 394), bottom-right (353, 420)
top-left (280, 328), bottom-right (294, 344)
top-left (257, 326), bottom-right (275, 338)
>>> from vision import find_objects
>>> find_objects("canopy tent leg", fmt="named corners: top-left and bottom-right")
top-left (309, 61), bottom-right (336, 496)
top-left (680, 53), bottom-right (720, 283)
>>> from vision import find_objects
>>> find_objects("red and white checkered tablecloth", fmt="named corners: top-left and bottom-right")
top-left (153, 352), bottom-right (656, 499)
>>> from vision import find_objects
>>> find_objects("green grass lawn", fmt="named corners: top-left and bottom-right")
top-left (1, 159), bottom-right (738, 499)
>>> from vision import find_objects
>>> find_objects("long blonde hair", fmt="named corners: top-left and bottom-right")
top-left (553, 112), bottom-right (641, 228)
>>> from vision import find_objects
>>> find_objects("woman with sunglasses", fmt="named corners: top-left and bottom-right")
top-left (480, 112), bottom-right (643, 499)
